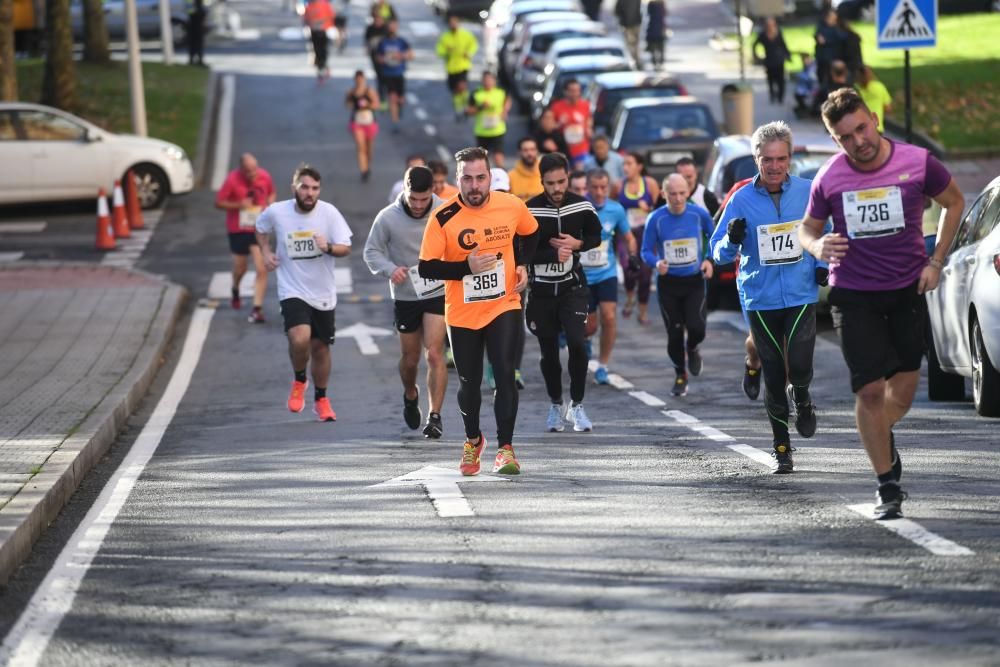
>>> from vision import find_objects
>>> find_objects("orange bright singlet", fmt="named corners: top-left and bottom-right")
top-left (304, 0), bottom-right (334, 30)
top-left (419, 191), bottom-right (538, 330)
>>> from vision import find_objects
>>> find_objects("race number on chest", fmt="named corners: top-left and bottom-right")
top-left (662, 238), bottom-right (698, 266)
top-left (462, 259), bottom-right (506, 303)
top-left (757, 221), bottom-right (802, 265)
top-left (580, 240), bottom-right (610, 268)
top-left (238, 206), bottom-right (261, 230)
top-left (408, 265), bottom-right (444, 299)
top-left (533, 259), bottom-right (571, 279)
top-left (842, 186), bottom-right (905, 239)
top-left (285, 230), bottom-right (322, 260)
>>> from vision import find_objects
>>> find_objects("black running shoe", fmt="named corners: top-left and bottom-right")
top-left (423, 412), bottom-right (443, 439)
top-left (687, 347), bottom-right (703, 376)
top-left (671, 374), bottom-right (688, 397)
top-left (874, 482), bottom-right (908, 520)
top-left (742, 364), bottom-right (760, 400)
top-left (772, 443), bottom-right (794, 474)
top-left (890, 430), bottom-right (902, 482)
top-left (795, 401), bottom-right (817, 438)
top-left (403, 390), bottom-right (421, 430)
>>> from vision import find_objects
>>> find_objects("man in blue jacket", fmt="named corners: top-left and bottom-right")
top-left (711, 121), bottom-right (827, 474)
top-left (641, 174), bottom-right (715, 397)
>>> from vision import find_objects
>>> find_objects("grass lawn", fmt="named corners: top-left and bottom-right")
top-left (16, 60), bottom-right (210, 159)
top-left (777, 12), bottom-right (1000, 151)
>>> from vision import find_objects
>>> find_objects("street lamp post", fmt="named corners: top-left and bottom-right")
top-left (124, 0), bottom-right (148, 136)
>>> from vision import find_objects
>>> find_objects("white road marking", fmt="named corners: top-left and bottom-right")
top-left (278, 25), bottom-right (308, 40)
top-left (406, 92), bottom-right (419, 105)
top-left (846, 505), bottom-right (975, 556)
top-left (0, 222), bottom-right (47, 234)
top-left (407, 20), bottom-right (440, 38)
top-left (0, 252), bottom-right (24, 263)
top-left (0, 306), bottom-right (216, 666)
top-left (662, 409), bottom-right (699, 424)
top-left (370, 465), bottom-right (509, 518)
top-left (334, 266), bottom-right (352, 294)
top-left (210, 74), bottom-right (237, 191)
top-left (338, 322), bottom-right (394, 355)
top-left (629, 391), bottom-right (665, 407)
top-left (424, 124), bottom-right (437, 137)
top-left (608, 374), bottom-right (634, 390)
top-left (727, 443), bottom-right (777, 469)
top-left (436, 144), bottom-right (452, 163)
top-left (414, 107), bottom-right (428, 121)
top-left (207, 268), bottom-right (352, 299)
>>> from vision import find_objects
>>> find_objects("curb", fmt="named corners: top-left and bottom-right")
top-left (0, 275), bottom-right (188, 586)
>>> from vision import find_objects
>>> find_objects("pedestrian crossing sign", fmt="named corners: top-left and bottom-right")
top-left (877, 0), bottom-right (937, 49)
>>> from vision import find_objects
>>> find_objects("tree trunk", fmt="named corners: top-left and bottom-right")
top-left (0, 0), bottom-right (16, 101)
top-left (82, 0), bottom-right (110, 63)
top-left (42, 0), bottom-right (76, 109)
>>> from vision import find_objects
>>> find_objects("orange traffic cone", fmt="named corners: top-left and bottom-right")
top-left (125, 170), bottom-right (145, 230)
top-left (95, 189), bottom-right (116, 250)
top-left (111, 180), bottom-right (131, 239)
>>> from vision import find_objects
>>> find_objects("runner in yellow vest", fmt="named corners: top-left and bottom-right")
top-left (466, 71), bottom-right (512, 168)
top-left (436, 13), bottom-right (479, 121)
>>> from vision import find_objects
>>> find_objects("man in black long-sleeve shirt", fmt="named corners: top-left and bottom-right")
top-left (525, 152), bottom-right (602, 433)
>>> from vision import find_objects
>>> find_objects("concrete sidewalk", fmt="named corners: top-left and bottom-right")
top-left (0, 264), bottom-right (186, 585)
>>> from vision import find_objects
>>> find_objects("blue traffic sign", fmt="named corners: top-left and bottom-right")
top-left (877, 0), bottom-right (937, 49)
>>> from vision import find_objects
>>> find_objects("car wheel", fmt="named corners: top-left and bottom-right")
top-left (128, 164), bottom-right (169, 210)
top-left (926, 319), bottom-right (965, 401)
top-left (971, 315), bottom-right (1000, 417)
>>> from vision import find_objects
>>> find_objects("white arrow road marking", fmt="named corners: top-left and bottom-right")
top-left (338, 322), bottom-right (394, 355)
top-left (370, 465), bottom-right (509, 517)
top-left (847, 505), bottom-right (974, 556)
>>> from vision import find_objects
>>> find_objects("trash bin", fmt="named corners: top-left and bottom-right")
top-left (721, 83), bottom-right (754, 136)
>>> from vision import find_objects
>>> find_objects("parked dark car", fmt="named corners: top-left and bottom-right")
top-left (608, 97), bottom-right (719, 180)
top-left (587, 71), bottom-right (688, 136)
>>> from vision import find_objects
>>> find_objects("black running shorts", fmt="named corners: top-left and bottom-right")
top-left (280, 298), bottom-right (336, 344)
top-left (393, 296), bottom-right (445, 333)
top-left (384, 75), bottom-right (406, 96)
top-left (228, 232), bottom-right (257, 256)
top-left (525, 285), bottom-right (589, 339)
top-left (829, 280), bottom-right (926, 393)
top-left (446, 70), bottom-right (468, 92)
top-left (476, 133), bottom-right (505, 156)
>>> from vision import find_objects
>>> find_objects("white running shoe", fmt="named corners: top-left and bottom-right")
top-left (546, 403), bottom-right (565, 432)
top-left (569, 404), bottom-right (592, 432)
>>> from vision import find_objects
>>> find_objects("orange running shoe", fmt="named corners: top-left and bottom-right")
top-left (459, 434), bottom-right (486, 476)
top-left (493, 444), bottom-right (520, 475)
top-left (287, 380), bottom-right (307, 413)
top-left (314, 397), bottom-right (336, 422)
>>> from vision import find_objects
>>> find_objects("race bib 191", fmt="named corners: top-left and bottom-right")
top-left (238, 206), bottom-right (261, 230)
top-left (533, 259), bottom-right (571, 278)
top-left (285, 230), bottom-right (321, 260)
top-left (842, 186), bottom-right (905, 239)
top-left (580, 240), bottom-right (610, 268)
top-left (462, 259), bottom-right (506, 303)
top-left (757, 221), bottom-right (802, 265)
top-left (663, 238), bottom-right (698, 266)
top-left (408, 265), bottom-right (444, 300)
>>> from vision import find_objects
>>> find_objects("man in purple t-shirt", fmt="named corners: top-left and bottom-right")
top-left (799, 88), bottom-right (965, 520)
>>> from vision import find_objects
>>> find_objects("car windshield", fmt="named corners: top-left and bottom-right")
top-left (621, 105), bottom-right (715, 145)
top-left (790, 152), bottom-right (835, 180)
top-left (531, 30), bottom-right (593, 52)
top-left (558, 47), bottom-right (622, 59)
top-left (554, 70), bottom-right (603, 96)
top-left (596, 86), bottom-right (681, 122)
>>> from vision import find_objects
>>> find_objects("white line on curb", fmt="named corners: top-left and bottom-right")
top-left (0, 307), bottom-right (216, 666)
top-left (846, 505), bottom-right (975, 556)
top-left (210, 74), bottom-right (236, 191)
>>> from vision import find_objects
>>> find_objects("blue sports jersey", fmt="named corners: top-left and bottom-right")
top-left (377, 36), bottom-right (410, 77)
top-left (641, 204), bottom-right (714, 277)
top-left (583, 198), bottom-right (630, 284)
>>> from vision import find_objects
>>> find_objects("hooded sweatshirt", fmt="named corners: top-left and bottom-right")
top-left (508, 160), bottom-right (543, 201)
top-left (364, 193), bottom-right (443, 301)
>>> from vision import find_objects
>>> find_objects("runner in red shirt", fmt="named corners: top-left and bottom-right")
top-left (215, 153), bottom-right (277, 322)
top-left (548, 79), bottom-right (593, 169)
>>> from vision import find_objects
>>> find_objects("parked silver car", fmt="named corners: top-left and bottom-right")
top-left (69, 0), bottom-right (211, 44)
top-left (926, 174), bottom-right (1000, 416)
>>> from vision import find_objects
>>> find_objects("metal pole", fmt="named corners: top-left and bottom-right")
top-left (904, 48), bottom-right (912, 143)
top-left (736, 0), bottom-right (745, 82)
top-left (124, 0), bottom-right (148, 136)
top-left (159, 0), bottom-right (175, 64)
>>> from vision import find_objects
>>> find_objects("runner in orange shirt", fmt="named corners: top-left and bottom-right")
top-left (419, 147), bottom-right (539, 476)
top-left (303, 0), bottom-right (335, 81)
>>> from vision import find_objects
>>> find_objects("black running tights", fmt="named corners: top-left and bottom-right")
top-left (537, 324), bottom-right (588, 404)
top-left (448, 309), bottom-right (522, 446)
top-left (656, 274), bottom-right (707, 374)
top-left (748, 304), bottom-right (816, 444)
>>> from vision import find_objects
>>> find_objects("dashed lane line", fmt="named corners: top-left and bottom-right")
top-left (846, 505), bottom-right (975, 556)
top-left (414, 107), bottom-right (428, 121)
top-left (0, 222), bottom-right (47, 233)
top-left (424, 124), bottom-right (437, 137)
top-left (629, 390), bottom-right (665, 407)
top-left (436, 144), bottom-right (452, 163)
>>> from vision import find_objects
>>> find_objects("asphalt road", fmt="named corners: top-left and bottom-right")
top-left (1, 0), bottom-right (999, 664)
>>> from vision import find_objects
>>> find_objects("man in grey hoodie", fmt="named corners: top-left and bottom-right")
top-left (364, 166), bottom-right (448, 438)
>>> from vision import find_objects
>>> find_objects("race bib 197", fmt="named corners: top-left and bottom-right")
top-left (408, 265), bottom-right (444, 300)
top-left (462, 259), bottom-right (506, 303)
top-left (662, 238), bottom-right (698, 266)
top-left (757, 221), bottom-right (802, 265)
top-left (842, 186), bottom-right (905, 239)
top-left (285, 230), bottom-right (321, 260)
top-left (580, 240), bottom-right (610, 268)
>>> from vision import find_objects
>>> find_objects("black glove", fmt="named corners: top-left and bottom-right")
top-left (627, 255), bottom-right (642, 272)
top-left (815, 267), bottom-right (829, 287)
top-left (727, 217), bottom-right (747, 244)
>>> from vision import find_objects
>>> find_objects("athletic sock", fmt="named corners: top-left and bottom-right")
top-left (792, 385), bottom-right (811, 405)
top-left (572, 401), bottom-right (582, 408)
top-left (877, 471), bottom-right (895, 486)
top-left (315, 386), bottom-right (327, 401)
top-left (294, 369), bottom-right (307, 383)
top-left (231, 287), bottom-right (239, 298)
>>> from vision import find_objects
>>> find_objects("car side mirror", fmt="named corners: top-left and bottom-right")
top-left (85, 129), bottom-right (102, 142)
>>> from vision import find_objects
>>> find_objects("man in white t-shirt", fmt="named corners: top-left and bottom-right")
top-left (255, 165), bottom-right (353, 421)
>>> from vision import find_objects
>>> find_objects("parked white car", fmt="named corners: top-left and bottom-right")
top-left (926, 174), bottom-right (1000, 417)
top-left (0, 102), bottom-right (193, 209)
